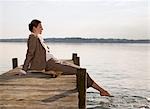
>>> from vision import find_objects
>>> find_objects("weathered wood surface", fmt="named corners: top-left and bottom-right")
top-left (0, 60), bottom-right (78, 109)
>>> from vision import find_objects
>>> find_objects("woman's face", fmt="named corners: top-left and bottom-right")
top-left (33, 23), bottom-right (43, 34)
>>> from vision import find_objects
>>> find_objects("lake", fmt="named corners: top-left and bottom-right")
top-left (0, 42), bottom-right (150, 109)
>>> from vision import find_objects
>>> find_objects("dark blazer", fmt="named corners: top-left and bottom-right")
top-left (22, 34), bottom-right (46, 71)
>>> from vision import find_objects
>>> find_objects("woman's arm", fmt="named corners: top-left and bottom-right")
top-left (22, 36), bottom-right (37, 71)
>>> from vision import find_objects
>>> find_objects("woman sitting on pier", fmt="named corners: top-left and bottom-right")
top-left (22, 19), bottom-right (110, 97)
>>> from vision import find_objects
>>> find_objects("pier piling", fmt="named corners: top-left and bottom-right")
top-left (12, 58), bottom-right (18, 69)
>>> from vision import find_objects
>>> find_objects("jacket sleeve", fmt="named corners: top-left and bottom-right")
top-left (22, 36), bottom-right (37, 71)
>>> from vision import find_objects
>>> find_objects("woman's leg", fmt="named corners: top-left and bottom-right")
top-left (46, 59), bottom-right (77, 75)
top-left (87, 73), bottom-right (110, 96)
top-left (46, 59), bottom-right (110, 96)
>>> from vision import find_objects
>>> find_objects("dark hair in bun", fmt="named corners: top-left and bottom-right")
top-left (29, 19), bottom-right (41, 32)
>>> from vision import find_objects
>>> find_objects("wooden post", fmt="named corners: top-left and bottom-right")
top-left (77, 68), bottom-right (87, 109)
top-left (12, 58), bottom-right (18, 69)
top-left (72, 53), bottom-right (77, 63)
top-left (72, 53), bottom-right (80, 88)
top-left (75, 57), bottom-right (80, 66)
top-left (72, 53), bottom-right (86, 108)
top-left (72, 53), bottom-right (80, 66)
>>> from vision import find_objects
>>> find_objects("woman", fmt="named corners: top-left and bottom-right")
top-left (22, 19), bottom-right (110, 96)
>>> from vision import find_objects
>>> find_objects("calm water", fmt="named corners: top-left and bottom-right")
top-left (0, 42), bottom-right (150, 109)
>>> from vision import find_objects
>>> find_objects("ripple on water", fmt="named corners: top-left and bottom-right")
top-left (87, 92), bottom-right (150, 109)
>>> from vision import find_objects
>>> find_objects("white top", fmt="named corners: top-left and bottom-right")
top-left (36, 34), bottom-right (57, 61)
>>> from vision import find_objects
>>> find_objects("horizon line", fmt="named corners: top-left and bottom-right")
top-left (0, 37), bottom-right (149, 40)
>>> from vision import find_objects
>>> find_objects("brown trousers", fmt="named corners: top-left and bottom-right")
top-left (45, 59), bottom-right (93, 88)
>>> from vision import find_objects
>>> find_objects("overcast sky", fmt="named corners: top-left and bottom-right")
top-left (0, 0), bottom-right (149, 39)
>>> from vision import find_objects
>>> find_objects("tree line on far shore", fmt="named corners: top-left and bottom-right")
top-left (0, 37), bottom-right (149, 43)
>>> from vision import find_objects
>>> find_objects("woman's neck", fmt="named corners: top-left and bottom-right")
top-left (31, 32), bottom-right (39, 36)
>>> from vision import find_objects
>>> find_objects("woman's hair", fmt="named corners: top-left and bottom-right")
top-left (29, 19), bottom-right (41, 32)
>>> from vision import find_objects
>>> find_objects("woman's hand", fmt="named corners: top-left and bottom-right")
top-left (18, 69), bottom-right (27, 76)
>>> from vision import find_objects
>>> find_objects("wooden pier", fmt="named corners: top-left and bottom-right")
top-left (0, 53), bottom-right (86, 109)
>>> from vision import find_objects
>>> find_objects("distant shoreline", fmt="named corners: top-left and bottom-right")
top-left (0, 38), bottom-right (149, 43)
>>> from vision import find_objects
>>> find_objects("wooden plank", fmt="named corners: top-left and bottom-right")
top-left (0, 71), bottom-right (78, 109)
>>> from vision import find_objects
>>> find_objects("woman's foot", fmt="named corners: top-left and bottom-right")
top-left (91, 81), bottom-right (111, 96)
top-left (100, 89), bottom-right (111, 96)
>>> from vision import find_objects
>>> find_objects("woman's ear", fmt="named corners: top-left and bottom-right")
top-left (32, 26), bottom-right (36, 32)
